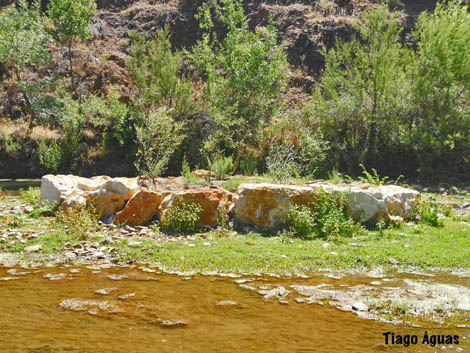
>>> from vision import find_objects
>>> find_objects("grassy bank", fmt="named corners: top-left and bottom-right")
top-left (1, 186), bottom-right (469, 275)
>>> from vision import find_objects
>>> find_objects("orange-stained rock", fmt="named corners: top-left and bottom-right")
top-left (87, 178), bottom-right (139, 216)
top-left (113, 190), bottom-right (170, 226)
top-left (233, 182), bottom-right (420, 230)
top-left (160, 188), bottom-right (234, 227)
top-left (233, 183), bottom-right (317, 231)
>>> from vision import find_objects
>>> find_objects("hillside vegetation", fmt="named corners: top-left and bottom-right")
top-left (0, 0), bottom-right (468, 182)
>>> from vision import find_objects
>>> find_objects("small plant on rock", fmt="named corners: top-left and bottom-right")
top-left (55, 204), bottom-right (101, 240)
top-left (161, 201), bottom-right (204, 233)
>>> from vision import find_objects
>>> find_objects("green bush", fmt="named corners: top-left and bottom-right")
top-left (212, 155), bottom-right (233, 180)
top-left (412, 197), bottom-right (443, 228)
top-left (181, 155), bottom-right (197, 187)
top-left (357, 164), bottom-right (389, 185)
top-left (19, 187), bottom-right (41, 206)
top-left (406, 0), bottom-right (470, 175)
top-left (239, 153), bottom-right (258, 176)
top-left (48, 0), bottom-right (96, 92)
top-left (0, 0), bottom-right (51, 122)
top-left (266, 141), bottom-right (299, 183)
top-left (287, 204), bottom-right (316, 237)
top-left (134, 107), bottom-right (185, 177)
top-left (161, 201), bottom-right (204, 233)
top-left (188, 0), bottom-right (289, 127)
top-left (311, 189), bottom-right (361, 239)
top-left (126, 26), bottom-right (197, 119)
top-left (0, 132), bottom-right (21, 157)
top-left (38, 139), bottom-right (61, 173)
top-left (55, 204), bottom-right (101, 240)
top-left (287, 189), bottom-right (362, 239)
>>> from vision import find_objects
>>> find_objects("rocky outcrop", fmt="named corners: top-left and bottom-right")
top-left (87, 178), bottom-right (139, 216)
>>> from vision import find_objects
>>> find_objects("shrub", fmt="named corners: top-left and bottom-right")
top-left (126, 26), bottom-right (197, 119)
top-left (287, 190), bottom-right (362, 239)
top-left (38, 139), bottom-right (61, 173)
top-left (134, 107), bottom-right (185, 177)
top-left (19, 187), bottom-right (41, 206)
top-left (181, 156), bottom-right (197, 187)
top-left (412, 197), bottom-right (443, 228)
top-left (212, 155), bottom-right (233, 180)
top-left (55, 204), bottom-right (101, 240)
top-left (82, 90), bottom-right (133, 147)
top-left (311, 189), bottom-right (361, 239)
top-left (0, 132), bottom-right (21, 157)
top-left (357, 164), bottom-right (390, 185)
top-left (406, 0), bottom-right (470, 175)
top-left (287, 204), bottom-right (316, 237)
top-left (312, 6), bottom-right (410, 173)
top-left (266, 141), bottom-right (300, 183)
top-left (161, 201), bottom-right (204, 233)
top-left (239, 153), bottom-right (258, 176)
top-left (0, 0), bottom-right (51, 124)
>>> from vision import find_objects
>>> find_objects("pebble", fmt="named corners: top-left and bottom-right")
top-left (216, 300), bottom-right (238, 306)
top-left (352, 302), bottom-right (369, 312)
top-left (95, 288), bottom-right (117, 295)
top-left (24, 244), bottom-right (42, 253)
top-left (118, 293), bottom-right (135, 300)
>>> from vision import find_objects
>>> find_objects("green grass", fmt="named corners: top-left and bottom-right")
top-left (111, 219), bottom-right (470, 274)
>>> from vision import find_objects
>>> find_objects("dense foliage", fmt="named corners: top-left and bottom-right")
top-left (0, 0), bottom-right (468, 181)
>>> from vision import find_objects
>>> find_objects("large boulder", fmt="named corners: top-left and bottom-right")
top-left (234, 182), bottom-right (420, 231)
top-left (40, 174), bottom-right (112, 205)
top-left (40, 174), bottom-right (139, 216)
top-left (233, 183), bottom-right (317, 231)
top-left (86, 178), bottom-right (139, 216)
top-left (160, 188), bottom-right (235, 228)
top-left (308, 182), bottom-right (420, 224)
top-left (113, 189), bottom-right (170, 226)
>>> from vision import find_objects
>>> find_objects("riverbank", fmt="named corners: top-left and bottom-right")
top-left (1, 184), bottom-right (469, 274)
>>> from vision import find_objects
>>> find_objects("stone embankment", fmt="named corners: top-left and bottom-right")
top-left (40, 175), bottom-right (420, 230)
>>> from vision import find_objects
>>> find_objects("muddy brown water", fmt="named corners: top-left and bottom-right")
top-left (0, 266), bottom-right (469, 353)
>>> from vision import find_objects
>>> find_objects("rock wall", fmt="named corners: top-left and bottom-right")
top-left (40, 174), bottom-right (420, 231)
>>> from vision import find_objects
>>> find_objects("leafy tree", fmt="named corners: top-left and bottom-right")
top-left (48, 0), bottom-right (96, 93)
top-left (407, 0), bottom-right (470, 175)
top-left (0, 0), bottom-right (50, 123)
top-left (187, 0), bottom-right (289, 127)
top-left (312, 6), bottom-right (411, 173)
